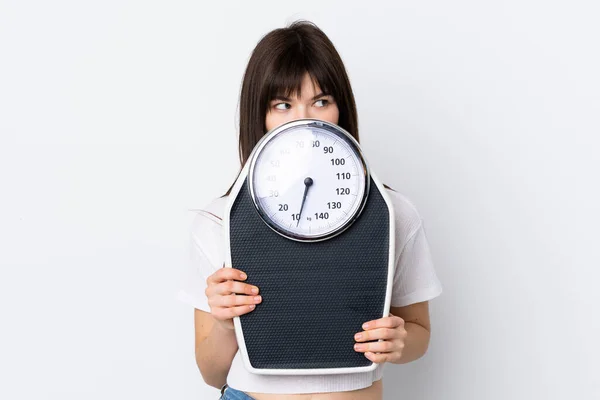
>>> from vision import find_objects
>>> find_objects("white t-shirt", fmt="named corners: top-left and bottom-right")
top-left (177, 189), bottom-right (443, 394)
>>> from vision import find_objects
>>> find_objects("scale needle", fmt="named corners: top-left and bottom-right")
top-left (296, 177), bottom-right (313, 227)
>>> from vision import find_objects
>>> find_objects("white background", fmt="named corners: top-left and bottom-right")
top-left (1, 1), bottom-right (599, 399)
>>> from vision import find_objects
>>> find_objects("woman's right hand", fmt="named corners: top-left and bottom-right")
top-left (205, 264), bottom-right (262, 330)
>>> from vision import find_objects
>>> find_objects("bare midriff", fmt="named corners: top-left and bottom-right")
top-left (244, 378), bottom-right (382, 400)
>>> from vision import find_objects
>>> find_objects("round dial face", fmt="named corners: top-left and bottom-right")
top-left (248, 120), bottom-right (369, 241)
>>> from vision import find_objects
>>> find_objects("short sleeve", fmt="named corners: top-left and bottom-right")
top-left (390, 221), bottom-right (443, 307)
top-left (176, 212), bottom-right (223, 312)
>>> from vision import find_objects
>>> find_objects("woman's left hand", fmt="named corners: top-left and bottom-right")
top-left (353, 313), bottom-right (407, 364)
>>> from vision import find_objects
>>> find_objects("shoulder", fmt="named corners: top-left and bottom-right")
top-left (189, 195), bottom-right (228, 226)
top-left (188, 196), bottom-right (228, 265)
top-left (383, 188), bottom-right (425, 242)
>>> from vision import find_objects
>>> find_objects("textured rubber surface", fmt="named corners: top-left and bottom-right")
top-left (229, 177), bottom-right (391, 371)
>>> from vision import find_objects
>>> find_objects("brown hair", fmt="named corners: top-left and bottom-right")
top-left (220, 20), bottom-right (392, 197)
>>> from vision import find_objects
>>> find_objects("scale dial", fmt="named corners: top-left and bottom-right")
top-left (248, 119), bottom-right (370, 242)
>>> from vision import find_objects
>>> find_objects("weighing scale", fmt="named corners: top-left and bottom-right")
top-left (223, 119), bottom-right (396, 375)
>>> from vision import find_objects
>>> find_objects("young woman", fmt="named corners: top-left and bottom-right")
top-left (178, 20), bottom-right (443, 400)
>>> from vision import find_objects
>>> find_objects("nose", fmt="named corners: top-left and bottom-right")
top-left (292, 106), bottom-right (309, 120)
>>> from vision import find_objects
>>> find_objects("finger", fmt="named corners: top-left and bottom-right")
top-left (215, 280), bottom-right (259, 296)
top-left (207, 266), bottom-right (248, 284)
top-left (213, 304), bottom-right (257, 320)
top-left (354, 339), bottom-right (395, 353)
top-left (362, 315), bottom-right (404, 330)
top-left (210, 293), bottom-right (262, 308)
top-left (365, 351), bottom-right (399, 364)
top-left (354, 328), bottom-right (397, 342)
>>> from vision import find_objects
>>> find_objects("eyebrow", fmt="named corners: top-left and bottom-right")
top-left (271, 92), bottom-right (330, 102)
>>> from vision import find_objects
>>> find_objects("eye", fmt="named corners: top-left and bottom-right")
top-left (314, 99), bottom-right (329, 108)
top-left (274, 102), bottom-right (291, 111)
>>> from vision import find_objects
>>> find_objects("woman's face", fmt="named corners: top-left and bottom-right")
top-left (265, 72), bottom-right (339, 133)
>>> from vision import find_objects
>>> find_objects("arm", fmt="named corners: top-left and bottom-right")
top-left (389, 301), bottom-right (431, 364)
top-left (193, 309), bottom-right (238, 389)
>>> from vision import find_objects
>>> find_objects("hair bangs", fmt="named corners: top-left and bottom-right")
top-left (267, 50), bottom-right (335, 103)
